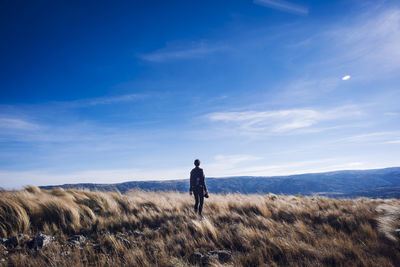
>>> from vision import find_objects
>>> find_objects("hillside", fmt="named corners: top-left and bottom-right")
top-left (41, 167), bottom-right (400, 198)
top-left (1, 187), bottom-right (400, 266)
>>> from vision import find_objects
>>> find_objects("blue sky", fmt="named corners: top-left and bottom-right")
top-left (1, 0), bottom-right (400, 189)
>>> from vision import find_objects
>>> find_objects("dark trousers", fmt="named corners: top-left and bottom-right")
top-left (193, 187), bottom-right (204, 215)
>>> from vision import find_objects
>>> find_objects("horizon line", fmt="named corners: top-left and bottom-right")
top-left (37, 165), bottom-right (400, 188)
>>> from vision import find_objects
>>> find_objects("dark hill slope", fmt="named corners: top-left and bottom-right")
top-left (40, 167), bottom-right (400, 198)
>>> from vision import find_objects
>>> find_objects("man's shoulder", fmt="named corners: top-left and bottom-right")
top-left (191, 167), bottom-right (203, 172)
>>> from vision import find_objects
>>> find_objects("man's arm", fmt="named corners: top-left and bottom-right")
top-left (202, 169), bottom-right (208, 193)
top-left (189, 170), bottom-right (194, 193)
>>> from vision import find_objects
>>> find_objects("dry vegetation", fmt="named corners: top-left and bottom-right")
top-left (1, 186), bottom-right (400, 266)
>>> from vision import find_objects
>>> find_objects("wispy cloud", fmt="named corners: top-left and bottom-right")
top-left (0, 118), bottom-right (145, 145)
top-left (254, 0), bottom-right (309, 15)
top-left (272, 8), bottom-right (400, 105)
top-left (384, 140), bottom-right (400, 144)
top-left (0, 93), bottom-right (148, 143)
top-left (206, 105), bottom-right (363, 135)
top-left (59, 93), bottom-right (145, 107)
top-left (311, 9), bottom-right (400, 76)
top-left (337, 10), bottom-right (400, 72)
top-left (0, 118), bottom-right (40, 131)
top-left (138, 42), bottom-right (226, 62)
top-left (338, 131), bottom-right (400, 144)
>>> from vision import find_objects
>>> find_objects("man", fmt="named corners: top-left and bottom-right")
top-left (190, 159), bottom-right (208, 217)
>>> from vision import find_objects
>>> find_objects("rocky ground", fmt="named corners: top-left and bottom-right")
top-left (0, 230), bottom-right (233, 266)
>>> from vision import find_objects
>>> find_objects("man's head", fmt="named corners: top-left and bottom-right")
top-left (194, 159), bottom-right (200, 167)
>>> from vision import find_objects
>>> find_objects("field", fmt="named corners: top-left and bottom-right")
top-left (1, 186), bottom-right (400, 266)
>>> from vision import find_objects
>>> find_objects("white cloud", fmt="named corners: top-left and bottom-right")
top-left (138, 42), bottom-right (226, 62)
top-left (0, 118), bottom-right (40, 131)
top-left (277, 8), bottom-right (400, 104)
top-left (254, 0), bottom-right (309, 15)
top-left (206, 105), bottom-right (363, 135)
top-left (0, 113), bottom-right (148, 150)
top-left (273, 77), bottom-right (342, 104)
top-left (324, 9), bottom-right (400, 75)
top-left (62, 93), bottom-right (145, 107)
top-left (338, 131), bottom-right (400, 144)
top-left (83, 94), bottom-right (141, 106)
top-left (384, 140), bottom-right (400, 144)
top-left (342, 132), bottom-right (392, 142)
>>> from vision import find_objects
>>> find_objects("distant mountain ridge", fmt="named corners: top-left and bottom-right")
top-left (40, 167), bottom-right (400, 198)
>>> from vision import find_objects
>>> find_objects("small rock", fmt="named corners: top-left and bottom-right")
top-left (217, 250), bottom-right (232, 263)
top-left (5, 234), bottom-right (29, 248)
top-left (0, 238), bottom-right (7, 245)
top-left (68, 235), bottom-right (86, 244)
top-left (395, 229), bottom-right (400, 237)
top-left (67, 235), bottom-right (87, 248)
top-left (29, 234), bottom-right (53, 250)
top-left (189, 252), bottom-right (203, 264)
top-left (207, 251), bottom-right (217, 256)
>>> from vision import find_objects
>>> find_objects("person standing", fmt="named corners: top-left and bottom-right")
top-left (190, 159), bottom-right (208, 217)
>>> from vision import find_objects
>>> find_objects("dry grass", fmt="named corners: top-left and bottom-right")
top-left (0, 186), bottom-right (400, 266)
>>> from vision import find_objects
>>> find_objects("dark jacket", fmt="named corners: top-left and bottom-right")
top-left (190, 167), bottom-right (207, 192)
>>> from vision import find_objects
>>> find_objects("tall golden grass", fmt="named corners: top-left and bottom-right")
top-left (0, 186), bottom-right (399, 266)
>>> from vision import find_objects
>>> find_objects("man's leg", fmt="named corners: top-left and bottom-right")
top-left (194, 189), bottom-right (199, 213)
top-left (198, 190), bottom-right (204, 215)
